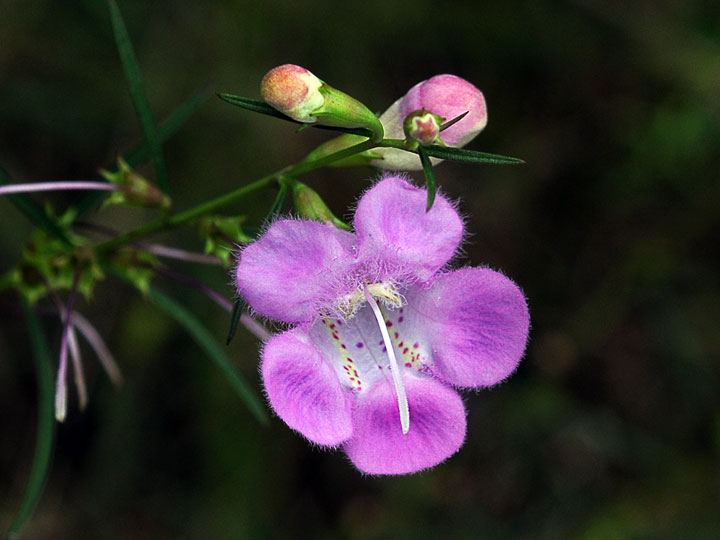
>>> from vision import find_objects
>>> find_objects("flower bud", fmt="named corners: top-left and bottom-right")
top-left (260, 64), bottom-right (383, 141)
top-left (402, 109), bottom-right (444, 147)
top-left (373, 74), bottom-right (487, 170)
top-left (291, 181), bottom-right (351, 231)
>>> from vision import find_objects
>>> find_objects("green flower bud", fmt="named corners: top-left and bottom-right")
top-left (291, 180), bottom-right (351, 230)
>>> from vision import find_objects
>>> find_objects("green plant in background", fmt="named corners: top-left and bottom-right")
top-left (1, 2), bottom-right (526, 537)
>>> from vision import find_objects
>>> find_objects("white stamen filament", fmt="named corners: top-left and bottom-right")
top-left (363, 284), bottom-right (410, 434)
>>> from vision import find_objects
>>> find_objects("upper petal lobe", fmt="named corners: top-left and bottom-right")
top-left (236, 220), bottom-right (357, 323)
top-left (354, 176), bottom-right (463, 283)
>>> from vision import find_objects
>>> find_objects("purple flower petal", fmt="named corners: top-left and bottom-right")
top-left (263, 328), bottom-right (353, 446)
top-left (354, 176), bottom-right (463, 282)
top-left (343, 375), bottom-right (466, 475)
top-left (236, 220), bottom-right (357, 323)
top-left (413, 267), bottom-right (529, 388)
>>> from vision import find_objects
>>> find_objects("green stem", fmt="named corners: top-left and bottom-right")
top-left (10, 301), bottom-right (55, 538)
top-left (94, 138), bottom-right (382, 254)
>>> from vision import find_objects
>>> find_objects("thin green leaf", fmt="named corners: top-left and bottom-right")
top-left (217, 93), bottom-right (376, 138)
top-left (225, 298), bottom-right (246, 346)
top-left (423, 145), bottom-right (525, 165)
top-left (0, 167), bottom-right (74, 246)
top-left (217, 93), bottom-right (292, 120)
top-left (125, 84), bottom-right (214, 167)
top-left (75, 85), bottom-right (214, 220)
top-left (108, 0), bottom-right (168, 194)
top-left (9, 301), bottom-right (56, 539)
top-left (146, 287), bottom-right (268, 424)
top-left (418, 146), bottom-right (437, 211)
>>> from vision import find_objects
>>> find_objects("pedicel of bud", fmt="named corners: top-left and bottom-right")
top-left (403, 109), bottom-right (445, 147)
top-left (290, 180), bottom-right (351, 231)
top-left (100, 158), bottom-right (171, 209)
top-left (261, 64), bottom-right (384, 142)
top-left (372, 74), bottom-right (488, 170)
top-left (300, 133), bottom-right (382, 168)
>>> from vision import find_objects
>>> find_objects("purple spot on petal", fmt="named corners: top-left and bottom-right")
top-left (356, 342), bottom-right (364, 348)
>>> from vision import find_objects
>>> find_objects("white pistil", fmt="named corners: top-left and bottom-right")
top-left (363, 284), bottom-right (410, 434)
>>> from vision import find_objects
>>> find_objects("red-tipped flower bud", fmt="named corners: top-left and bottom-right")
top-left (260, 64), bottom-right (383, 141)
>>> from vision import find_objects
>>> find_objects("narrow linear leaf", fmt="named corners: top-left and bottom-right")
top-left (423, 145), bottom-right (524, 165)
top-left (126, 84), bottom-right (214, 167)
top-left (108, 0), bottom-right (168, 194)
top-left (75, 85), bottom-right (214, 220)
top-left (225, 298), bottom-right (246, 345)
top-left (10, 302), bottom-right (56, 538)
top-left (146, 287), bottom-right (268, 424)
top-left (0, 167), bottom-right (74, 246)
top-left (418, 146), bottom-right (437, 211)
top-left (217, 93), bottom-right (291, 121)
top-left (217, 93), bottom-right (375, 138)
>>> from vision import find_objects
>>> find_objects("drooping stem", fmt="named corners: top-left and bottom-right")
top-left (154, 266), bottom-right (271, 341)
top-left (93, 137), bottom-right (391, 255)
top-left (69, 311), bottom-right (123, 386)
top-left (55, 266), bottom-right (83, 422)
top-left (363, 284), bottom-right (409, 434)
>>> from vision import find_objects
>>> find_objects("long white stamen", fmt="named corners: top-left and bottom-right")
top-left (363, 285), bottom-right (409, 434)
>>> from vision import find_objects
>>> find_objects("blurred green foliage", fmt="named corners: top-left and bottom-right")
top-left (1, 0), bottom-right (719, 538)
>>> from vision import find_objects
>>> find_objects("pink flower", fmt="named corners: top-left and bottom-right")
top-left (374, 74), bottom-right (488, 170)
top-left (235, 176), bottom-right (528, 474)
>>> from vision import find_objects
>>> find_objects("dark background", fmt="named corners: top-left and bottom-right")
top-left (1, 0), bottom-right (719, 538)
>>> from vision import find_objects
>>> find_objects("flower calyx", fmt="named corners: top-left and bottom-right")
top-left (403, 109), bottom-right (445, 148)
